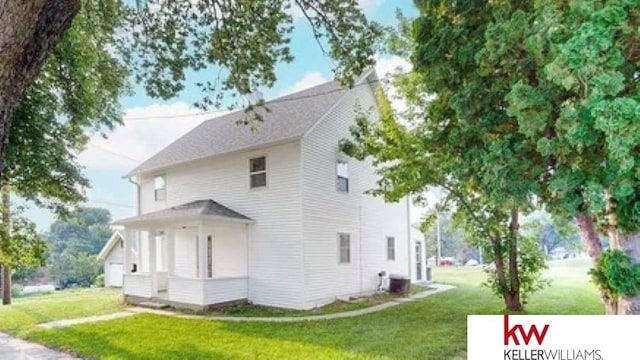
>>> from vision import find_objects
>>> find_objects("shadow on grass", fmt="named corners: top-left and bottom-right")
top-left (25, 271), bottom-right (603, 360)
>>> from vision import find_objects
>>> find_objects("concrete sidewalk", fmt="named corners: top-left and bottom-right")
top-left (0, 332), bottom-right (79, 359)
top-left (37, 283), bottom-right (455, 329)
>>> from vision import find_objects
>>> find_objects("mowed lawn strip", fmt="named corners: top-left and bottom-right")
top-left (0, 288), bottom-right (123, 337)
top-left (25, 260), bottom-right (603, 359)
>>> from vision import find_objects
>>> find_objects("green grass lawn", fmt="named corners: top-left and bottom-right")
top-left (19, 259), bottom-right (603, 359)
top-left (0, 287), bottom-right (124, 337)
top-left (201, 284), bottom-right (430, 318)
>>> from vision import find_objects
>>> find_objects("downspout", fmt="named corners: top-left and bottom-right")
top-left (127, 176), bottom-right (141, 216)
top-left (127, 176), bottom-right (141, 273)
top-left (359, 205), bottom-right (363, 293)
top-left (406, 196), bottom-right (412, 279)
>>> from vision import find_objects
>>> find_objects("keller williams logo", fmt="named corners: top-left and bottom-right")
top-left (504, 315), bottom-right (550, 346)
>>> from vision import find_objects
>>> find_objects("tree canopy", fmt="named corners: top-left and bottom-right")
top-left (47, 207), bottom-right (112, 289)
top-left (344, 0), bottom-right (639, 313)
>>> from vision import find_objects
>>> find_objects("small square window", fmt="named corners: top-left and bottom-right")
top-left (339, 233), bottom-right (351, 263)
top-left (154, 175), bottom-right (166, 201)
top-left (250, 157), bottom-right (267, 188)
top-left (387, 236), bottom-right (395, 261)
top-left (336, 161), bottom-right (349, 192)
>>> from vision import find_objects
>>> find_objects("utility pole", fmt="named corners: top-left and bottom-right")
top-left (436, 212), bottom-right (441, 267)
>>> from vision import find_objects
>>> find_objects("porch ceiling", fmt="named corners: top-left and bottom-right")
top-left (112, 199), bottom-right (253, 227)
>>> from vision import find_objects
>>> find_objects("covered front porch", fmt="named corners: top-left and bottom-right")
top-left (113, 200), bottom-right (253, 310)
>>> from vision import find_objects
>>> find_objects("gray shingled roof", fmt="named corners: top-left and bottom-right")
top-left (112, 199), bottom-right (252, 225)
top-left (126, 80), bottom-right (347, 177)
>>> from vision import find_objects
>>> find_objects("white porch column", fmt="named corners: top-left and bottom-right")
top-left (166, 228), bottom-right (175, 276)
top-left (198, 221), bottom-right (208, 279)
top-left (148, 228), bottom-right (157, 296)
top-left (123, 229), bottom-right (133, 274)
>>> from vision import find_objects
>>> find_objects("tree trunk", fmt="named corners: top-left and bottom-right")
top-left (0, 0), bottom-right (80, 181)
top-left (490, 226), bottom-right (523, 312)
top-left (1, 185), bottom-right (10, 305)
top-left (1, 264), bottom-right (10, 305)
top-left (506, 208), bottom-right (522, 311)
top-left (575, 212), bottom-right (602, 259)
top-left (605, 192), bottom-right (620, 249)
top-left (616, 232), bottom-right (640, 314)
top-left (575, 212), bottom-right (620, 313)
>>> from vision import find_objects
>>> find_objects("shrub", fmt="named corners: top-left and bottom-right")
top-left (94, 273), bottom-right (105, 287)
top-left (589, 249), bottom-right (640, 299)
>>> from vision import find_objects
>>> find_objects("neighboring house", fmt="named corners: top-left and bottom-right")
top-left (98, 231), bottom-right (125, 287)
top-left (112, 69), bottom-right (426, 310)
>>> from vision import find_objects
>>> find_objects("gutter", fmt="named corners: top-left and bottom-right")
top-left (127, 177), bottom-right (141, 216)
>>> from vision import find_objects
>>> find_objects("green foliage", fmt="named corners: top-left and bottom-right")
top-left (589, 249), bottom-right (640, 299)
top-left (422, 212), bottom-right (477, 263)
top-left (46, 207), bottom-right (111, 289)
top-left (0, 204), bottom-right (46, 270)
top-left (341, 10), bottom-right (541, 309)
top-left (122, 0), bottom-right (381, 109)
top-left (46, 207), bottom-right (112, 259)
top-left (522, 211), bottom-right (584, 255)
top-left (11, 265), bottom-right (42, 284)
top-left (94, 273), bottom-right (105, 288)
top-left (473, 228), bottom-right (548, 303)
top-left (51, 252), bottom-right (102, 289)
top-left (486, 0), bottom-right (640, 232)
top-left (9, 0), bottom-right (128, 215)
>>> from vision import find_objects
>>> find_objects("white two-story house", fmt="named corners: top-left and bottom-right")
top-left (111, 69), bottom-right (427, 310)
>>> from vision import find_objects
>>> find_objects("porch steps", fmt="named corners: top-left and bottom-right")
top-left (138, 302), bottom-right (170, 310)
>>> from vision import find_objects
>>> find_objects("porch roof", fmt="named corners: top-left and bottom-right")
top-left (112, 199), bottom-right (253, 226)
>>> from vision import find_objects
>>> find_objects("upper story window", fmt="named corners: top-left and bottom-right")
top-left (249, 156), bottom-right (267, 188)
top-left (154, 175), bottom-right (166, 201)
top-left (336, 161), bottom-right (349, 192)
top-left (387, 236), bottom-right (396, 261)
top-left (339, 233), bottom-right (351, 264)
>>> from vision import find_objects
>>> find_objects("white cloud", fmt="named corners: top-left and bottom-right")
top-left (375, 55), bottom-right (412, 79)
top-left (278, 71), bottom-right (328, 96)
top-left (79, 102), bottom-right (228, 172)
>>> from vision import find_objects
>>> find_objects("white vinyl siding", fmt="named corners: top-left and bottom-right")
top-left (300, 78), bottom-right (411, 308)
top-left (138, 141), bottom-right (304, 309)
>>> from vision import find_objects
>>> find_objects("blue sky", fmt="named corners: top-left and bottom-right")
top-left (25, 0), bottom-right (419, 232)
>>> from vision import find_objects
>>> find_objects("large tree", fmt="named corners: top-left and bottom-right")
top-left (0, 0), bottom-right (380, 179)
top-left (0, 1), bottom-right (127, 305)
top-left (392, 0), bottom-right (639, 314)
top-left (485, 0), bottom-right (640, 313)
top-left (342, 85), bottom-right (547, 311)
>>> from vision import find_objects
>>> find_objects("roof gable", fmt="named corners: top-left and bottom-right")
top-left (126, 80), bottom-right (348, 177)
top-left (98, 231), bottom-right (124, 260)
top-left (112, 199), bottom-right (252, 226)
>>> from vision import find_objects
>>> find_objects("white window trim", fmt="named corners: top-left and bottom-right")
top-left (249, 155), bottom-right (268, 190)
top-left (336, 160), bottom-right (349, 193)
top-left (338, 233), bottom-right (351, 264)
top-left (154, 175), bottom-right (166, 202)
top-left (387, 236), bottom-right (396, 261)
